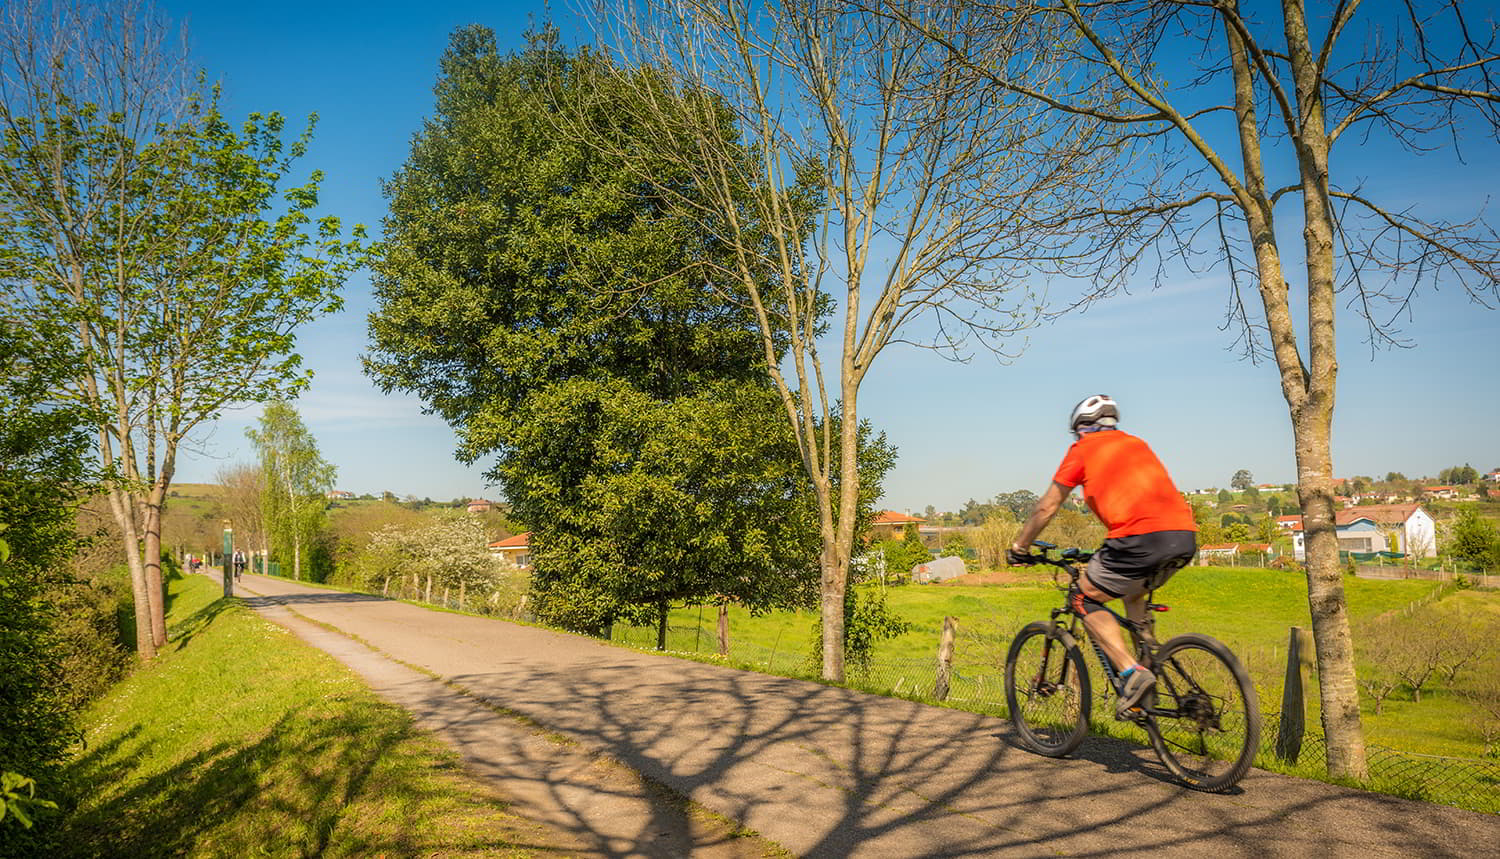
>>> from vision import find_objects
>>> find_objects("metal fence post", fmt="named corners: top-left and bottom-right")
top-left (1275, 626), bottom-right (1315, 762)
top-left (934, 616), bottom-right (958, 701)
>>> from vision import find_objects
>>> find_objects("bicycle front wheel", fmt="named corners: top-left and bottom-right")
top-left (1145, 633), bottom-right (1260, 792)
top-left (1005, 621), bottom-right (1091, 757)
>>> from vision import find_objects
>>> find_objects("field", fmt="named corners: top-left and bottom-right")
top-left (619, 566), bottom-right (1496, 760)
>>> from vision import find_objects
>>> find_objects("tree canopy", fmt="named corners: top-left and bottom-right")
top-left (366, 28), bottom-right (848, 633)
top-left (0, 0), bottom-right (363, 657)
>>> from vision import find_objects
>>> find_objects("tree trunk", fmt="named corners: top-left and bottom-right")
top-left (107, 486), bottom-right (156, 661)
top-left (141, 480), bottom-right (170, 647)
top-left (1281, 0), bottom-right (1368, 781)
top-left (656, 599), bottom-right (669, 651)
top-left (819, 541), bottom-right (846, 682)
top-left (717, 603), bottom-right (729, 656)
top-left (293, 532), bottom-right (302, 580)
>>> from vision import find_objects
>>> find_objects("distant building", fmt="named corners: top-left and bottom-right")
top-left (488, 532), bottom-right (531, 568)
top-left (325, 490), bottom-right (356, 500)
top-left (869, 510), bottom-right (924, 542)
top-left (467, 499), bottom-right (494, 513)
top-left (1290, 504), bottom-right (1435, 560)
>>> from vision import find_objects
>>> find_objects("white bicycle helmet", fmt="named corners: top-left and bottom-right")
top-left (1069, 394), bottom-right (1119, 434)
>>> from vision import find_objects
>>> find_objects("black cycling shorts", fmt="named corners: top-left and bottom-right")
top-left (1085, 530), bottom-right (1198, 599)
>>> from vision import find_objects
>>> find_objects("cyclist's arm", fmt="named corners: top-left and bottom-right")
top-left (1011, 481), bottom-right (1071, 552)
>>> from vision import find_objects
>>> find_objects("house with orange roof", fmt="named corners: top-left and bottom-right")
top-left (1289, 504), bottom-right (1435, 561)
top-left (869, 510), bottom-right (924, 542)
top-left (487, 532), bottom-right (532, 568)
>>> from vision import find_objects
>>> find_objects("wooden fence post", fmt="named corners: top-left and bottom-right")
top-left (1275, 626), bottom-right (1315, 762)
top-left (934, 616), bottom-right (958, 702)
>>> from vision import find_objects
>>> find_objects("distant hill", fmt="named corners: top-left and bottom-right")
top-left (169, 483), bottom-right (225, 498)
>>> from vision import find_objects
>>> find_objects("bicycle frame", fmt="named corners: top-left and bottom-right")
top-left (1034, 553), bottom-right (1178, 719)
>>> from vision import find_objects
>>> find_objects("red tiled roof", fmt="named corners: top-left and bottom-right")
top-left (488, 532), bottom-right (530, 549)
top-left (1287, 505), bottom-right (1420, 531)
top-left (872, 510), bottom-right (924, 525)
top-left (1335, 505), bottom-right (1419, 526)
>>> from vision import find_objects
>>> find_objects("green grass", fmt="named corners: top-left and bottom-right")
top-left (61, 574), bottom-right (555, 857)
top-left (626, 568), bottom-right (1497, 760)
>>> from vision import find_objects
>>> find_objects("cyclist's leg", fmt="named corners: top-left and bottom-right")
top-left (1075, 563), bottom-right (1135, 672)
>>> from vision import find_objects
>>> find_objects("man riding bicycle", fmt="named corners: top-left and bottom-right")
top-left (1007, 395), bottom-right (1197, 716)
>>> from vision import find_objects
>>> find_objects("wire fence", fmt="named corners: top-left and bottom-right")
top-left (610, 612), bottom-right (1500, 816)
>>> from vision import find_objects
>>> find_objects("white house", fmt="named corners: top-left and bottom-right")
top-left (1291, 504), bottom-right (1435, 560)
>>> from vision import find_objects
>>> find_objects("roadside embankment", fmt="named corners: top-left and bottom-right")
top-left (58, 573), bottom-right (561, 857)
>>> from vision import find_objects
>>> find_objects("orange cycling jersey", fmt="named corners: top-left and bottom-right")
top-left (1052, 429), bottom-right (1197, 539)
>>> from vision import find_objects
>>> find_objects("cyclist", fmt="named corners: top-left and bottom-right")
top-left (1007, 394), bottom-right (1198, 716)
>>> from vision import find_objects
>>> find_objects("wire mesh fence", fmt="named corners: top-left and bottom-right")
top-left (609, 610), bottom-right (1500, 816)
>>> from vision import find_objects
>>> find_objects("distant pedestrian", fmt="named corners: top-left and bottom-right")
top-left (233, 550), bottom-right (246, 581)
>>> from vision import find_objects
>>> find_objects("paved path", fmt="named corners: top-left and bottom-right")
top-left (231, 573), bottom-right (1499, 857)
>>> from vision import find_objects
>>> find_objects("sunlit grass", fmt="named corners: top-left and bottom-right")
top-left (62, 574), bottom-right (553, 857)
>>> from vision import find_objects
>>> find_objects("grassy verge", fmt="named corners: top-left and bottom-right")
top-left (61, 573), bottom-right (556, 857)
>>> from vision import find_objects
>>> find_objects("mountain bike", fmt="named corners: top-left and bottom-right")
top-left (1003, 541), bottom-right (1260, 792)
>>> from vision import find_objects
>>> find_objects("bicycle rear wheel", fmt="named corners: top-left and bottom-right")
top-left (1005, 621), bottom-right (1091, 756)
top-left (1145, 633), bottom-right (1259, 792)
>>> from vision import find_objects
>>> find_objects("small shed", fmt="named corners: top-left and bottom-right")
top-left (913, 556), bottom-right (966, 584)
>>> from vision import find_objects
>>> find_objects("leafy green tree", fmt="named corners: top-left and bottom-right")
top-left (958, 498), bottom-right (995, 526)
top-left (0, 314), bottom-right (93, 853)
top-left (247, 401), bottom-right (336, 582)
top-left (1218, 489), bottom-right (1233, 504)
top-left (940, 534), bottom-right (970, 560)
top-left (993, 490), bottom-right (1040, 520)
top-left (1446, 506), bottom-right (1500, 571)
top-left (1439, 465), bottom-right (1480, 485)
top-left (366, 30), bottom-right (857, 637)
top-left (1231, 469), bottom-right (1253, 491)
top-left (1254, 515), bottom-right (1279, 544)
top-left (0, 2), bottom-right (363, 657)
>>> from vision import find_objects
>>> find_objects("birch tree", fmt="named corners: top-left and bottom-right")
top-left (587, 0), bottom-right (1106, 680)
top-left (0, 0), bottom-right (363, 657)
top-left (882, 0), bottom-right (1500, 777)
top-left (247, 400), bottom-right (335, 581)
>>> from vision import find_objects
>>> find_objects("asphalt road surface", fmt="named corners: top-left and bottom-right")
top-left (228, 572), bottom-right (1500, 858)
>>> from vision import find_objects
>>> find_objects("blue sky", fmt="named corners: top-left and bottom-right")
top-left (164, 0), bottom-right (1499, 512)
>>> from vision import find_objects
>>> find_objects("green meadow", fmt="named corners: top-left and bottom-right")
top-left (624, 567), bottom-right (1494, 761)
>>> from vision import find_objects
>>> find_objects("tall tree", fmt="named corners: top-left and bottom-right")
top-left (366, 30), bottom-right (843, 631)
top-left (886, 0), bottom-right (1500, 777)
top-left (246, 401), bottom-right (334, 582)
top-left (588, 0), bottom-right (1105, 681)
top-left (215, 463), bottom-right (267, 562)
top-left (1232, 469), bottom-right (1254, 491)
top-left (0, 0), bottom-right (364, 658)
